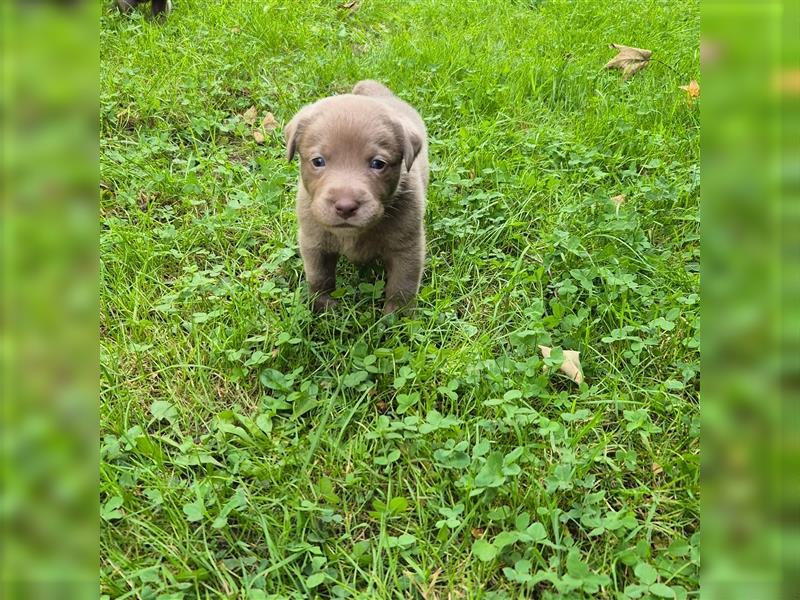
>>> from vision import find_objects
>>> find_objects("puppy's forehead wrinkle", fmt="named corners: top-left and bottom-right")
top-left (301, 104), bottom-right (399, 157)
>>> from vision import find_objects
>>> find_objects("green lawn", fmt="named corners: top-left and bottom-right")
top-left (100, 0), bottom-right (700, 597)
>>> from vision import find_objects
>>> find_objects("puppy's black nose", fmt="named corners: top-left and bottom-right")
top-left (334, 199), bottom-right (359, 219)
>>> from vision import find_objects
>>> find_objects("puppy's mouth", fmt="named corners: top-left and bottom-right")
top-left (332, 223), bottom-right (357, 228)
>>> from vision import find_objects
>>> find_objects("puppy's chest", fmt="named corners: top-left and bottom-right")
top-left (329, 231), bottom-right (382, 264)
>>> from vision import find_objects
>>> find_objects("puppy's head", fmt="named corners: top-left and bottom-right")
top-left (285, 95), bottom-right (422, 230)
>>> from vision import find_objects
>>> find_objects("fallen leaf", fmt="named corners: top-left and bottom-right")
top-left (539, 345), bottom-right (584, 385)
top-left (611, 194), bottom-right (626, 216)
top-left (471, 527), bottom-right (485, 539)
top-left (261, 112), bottom-right (278, 133)
top-left (421, 568), bottom-right (443, 600)
top-left (679, 79), bottom-right (700, 101)
top-left (652, 462), bottom-right (663, 475)
top-left (242, 105), bottom-right (258, 126)
top-left (772, 70), bottom-right (800, 96)
top-left (253, 130), bottom-right (265, 144)
top-left (700, 38), bottom-right (722, 67)
top-left (337, 0), bottom-right (358, 10)
top-left (604, 43), bottom-right (652, 80)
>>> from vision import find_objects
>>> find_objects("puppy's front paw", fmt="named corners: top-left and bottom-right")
top-left (313, 293), bottom-right (339, 313)
top-left (383, 299), bottom-right (416, 316)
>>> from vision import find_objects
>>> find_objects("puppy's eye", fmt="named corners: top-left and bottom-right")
top-left (369, 159), bottom-right (387, 170)
top-left (310, 157), bottom-right (326, 168)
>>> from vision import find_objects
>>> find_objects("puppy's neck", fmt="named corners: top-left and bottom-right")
top-left (328, 226), bottom-right (362, 240)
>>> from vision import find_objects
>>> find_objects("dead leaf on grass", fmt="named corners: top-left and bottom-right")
top-left (611, 194), bottom-right (626, 216)
top-left (679, 79), bottom-right (700, 101)
top-left (242, 105), bottom-right (258, 126)
top-left (652, 462), bottom-right (664, 475)
top-left (337, 0), bottom-right (359, 10)
top-left (700, 38), bottom-right (722, 67)
top-left (773, 69), bottom-right (800, 96)
top-left (605, 43), bottom-right (652, 80)
top-left (252, 130), bottom-right (265, 144)
top-left (261, 112), bottom-right (278, 133)
top-left (419, 567), bottom-right (443, 600)
top-left (539, 345), bottom-right (584, 385)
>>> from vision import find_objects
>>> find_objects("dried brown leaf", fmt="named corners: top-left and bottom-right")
top-left (539, 345), bottom-right (584, 385)
top-left (252, 130), bottom-right (265, 144)
top-left (611, 194), bottom-right (626, 216)
top-left (420, 567), bottom-right (443, 600)
top-left (261, 112), bottom-right (278, 133)
top-left (773, 69), bottom-right (800, 96)
top-left (605, 43), bottom-right (652, 80)
top-left (652, 462), bottom-right (663, 475)
top-left (242, 105), bottom-right (258, 126)
top-left (337, 0), bottom-right (359, 10)
top-left (679, 79), bottom-right (700, 100)
top-left (700, 38), bottom-right (722, 67)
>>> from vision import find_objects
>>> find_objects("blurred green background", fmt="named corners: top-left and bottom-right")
top-left (0, 0), bottom-right (797, 598)
top-left (1, 2), bottom-right (98, 599)
top-left (701, 1), bottom-right (799, 598)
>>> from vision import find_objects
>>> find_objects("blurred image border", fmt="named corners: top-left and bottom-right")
top-left (0, 0), bottom-right (797, 598)
top-left (2, 1), bottom-right (99, 598)
top-left (701, 0), bottom-right (798, 598)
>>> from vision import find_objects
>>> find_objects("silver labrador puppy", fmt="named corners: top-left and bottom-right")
top-left (284, 80), bottom-right (428, 314)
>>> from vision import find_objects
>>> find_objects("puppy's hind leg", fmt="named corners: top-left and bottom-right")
top-left (117, 0), bottom-right (145, 13)
top-left (117, 0), bottom-right (171, 17)
top-left (151, 0), bottom-right (172, 16)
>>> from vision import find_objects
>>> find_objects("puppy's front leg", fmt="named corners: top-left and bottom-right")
top-left (383, 248), bottom-right (424, 314)
top-left (302, 249), bottom-right (339, 312)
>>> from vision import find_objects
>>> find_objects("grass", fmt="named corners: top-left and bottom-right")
top-left (100, 0), bottom-right (700, 597)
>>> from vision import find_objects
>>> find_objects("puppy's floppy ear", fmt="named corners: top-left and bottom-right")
top-left (395, 118), bottom-right (423, 171)
top-left (402, 127), bottom-right (423, 171)
top-left (284, 104), bottom-right (315, 162)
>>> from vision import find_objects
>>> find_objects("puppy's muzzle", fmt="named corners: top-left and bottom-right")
top-left (334, 197), bottom-right (359, 219)
top-left (324, 186), bottom-right (372, 225)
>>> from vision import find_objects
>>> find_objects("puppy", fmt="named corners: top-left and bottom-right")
top-left (285, 80), bottom-right (428, 314)
top-left (117, 0), bottom-right (171, 17)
